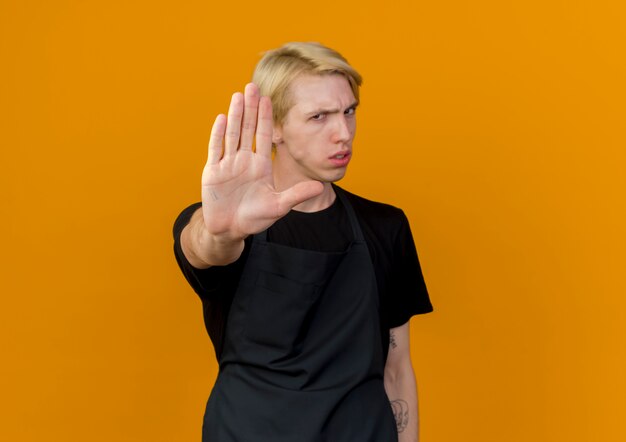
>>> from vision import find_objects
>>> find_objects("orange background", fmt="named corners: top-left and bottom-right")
top-left (2, 0), bottom-right (625, 441)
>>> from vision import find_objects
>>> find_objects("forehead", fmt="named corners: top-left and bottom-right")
top-left (287, 73), bottom-right (356, 113)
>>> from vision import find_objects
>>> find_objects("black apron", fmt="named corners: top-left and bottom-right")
top-left (202, 186), bottom-right (397, 442)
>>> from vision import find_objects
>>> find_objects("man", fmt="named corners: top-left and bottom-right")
top-left (173, 42), bottom-right (433, 441)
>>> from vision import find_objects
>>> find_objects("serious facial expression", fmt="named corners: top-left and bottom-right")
top-left (273, 74), bottom-right (358, 184)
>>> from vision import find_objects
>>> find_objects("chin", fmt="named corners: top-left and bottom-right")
top-left (320, 169), bottom-right (347, 183)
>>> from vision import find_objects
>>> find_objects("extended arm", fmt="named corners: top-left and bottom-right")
top-left (384, 321), bottom-right (420, 442)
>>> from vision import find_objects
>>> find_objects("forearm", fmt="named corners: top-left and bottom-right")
top-left (180, 208), bottom-right (245, 269)
top-left (384, 363), bottom-right (420, 442)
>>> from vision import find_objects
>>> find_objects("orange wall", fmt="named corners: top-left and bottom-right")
top-left (2, 1), bottom-right (625, 441)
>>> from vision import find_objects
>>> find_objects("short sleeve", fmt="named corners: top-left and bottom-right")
top-left (172, 202), bottom-right (249, 301)
top-left (386, 212), bottom-right (433, 328)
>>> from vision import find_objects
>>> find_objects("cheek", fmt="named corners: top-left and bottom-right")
top-left (349, 120), bottom-right (356, 135)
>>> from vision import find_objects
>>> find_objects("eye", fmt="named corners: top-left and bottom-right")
top-left (345, 107), bottom-right (356, 116)
top-left (310, 113), bottom-right (326, 121)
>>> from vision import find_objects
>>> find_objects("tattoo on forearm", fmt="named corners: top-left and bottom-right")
top-left (390, 399), bottom-right (409, 433)
top-left (390, 331), bottom-right (397, 350)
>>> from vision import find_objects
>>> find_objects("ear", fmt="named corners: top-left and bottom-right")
top-left (272, 123), bottom-right (283, 145)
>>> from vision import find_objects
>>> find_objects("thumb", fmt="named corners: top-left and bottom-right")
top-left (276, 181), bottom-right (325, 213)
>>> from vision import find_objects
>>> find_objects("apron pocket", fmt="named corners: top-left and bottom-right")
top-left (244, 270), bottom-right (320, 353)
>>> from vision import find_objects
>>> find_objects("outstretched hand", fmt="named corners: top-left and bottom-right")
top-left (201, 83), bottom-right (323, 241)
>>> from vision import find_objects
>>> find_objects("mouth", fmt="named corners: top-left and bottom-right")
top-left (329, 151), bottom-right (351, 159)
top-left (328, 151), bottom-right (351, 167)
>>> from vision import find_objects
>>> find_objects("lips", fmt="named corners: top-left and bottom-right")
top-left (329, 150), bottom-right (351, 159)
top-left (328, 151), bottom-right (351, 167)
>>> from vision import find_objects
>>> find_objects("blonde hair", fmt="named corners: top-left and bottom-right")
top-left (252, 42), bottom-right (362, 125)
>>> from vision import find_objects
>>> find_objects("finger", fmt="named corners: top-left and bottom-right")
top-left (277, 180), bottom-right (325, 214)
top-left (224, 92), bottom-right (243, 157)
top-left (207, 114), bottom-right (226, 165)
top-left (239, 83), bottom-right (259, 152)
top-left (255, 96), bottom-right (274, 158)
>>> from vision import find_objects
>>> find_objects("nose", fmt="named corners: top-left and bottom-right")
top-left (331, 115), bottom-right (353, 144)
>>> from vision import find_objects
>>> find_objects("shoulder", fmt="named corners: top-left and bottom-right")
top-left (334, 186), bottom-right (415, 263)
top-left (336, 186), bottom-right (409, 235)
top-left (338, 186), bottom-right (406, 220)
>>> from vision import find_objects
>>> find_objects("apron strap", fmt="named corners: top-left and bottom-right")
top-left (332, 184), bottom-right (365, 243)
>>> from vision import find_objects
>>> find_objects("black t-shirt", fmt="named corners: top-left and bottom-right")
top-left (173, 187), bottom-right (433, 361)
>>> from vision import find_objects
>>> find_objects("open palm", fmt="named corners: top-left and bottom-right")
top-left (201, 83), bottom-right (323, 241)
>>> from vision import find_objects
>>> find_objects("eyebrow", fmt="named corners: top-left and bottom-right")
top-left (304, 101), bottom-right (359, 117)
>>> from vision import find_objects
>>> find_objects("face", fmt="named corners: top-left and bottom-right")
top-left (273, 74), bottom-right (358, 185)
